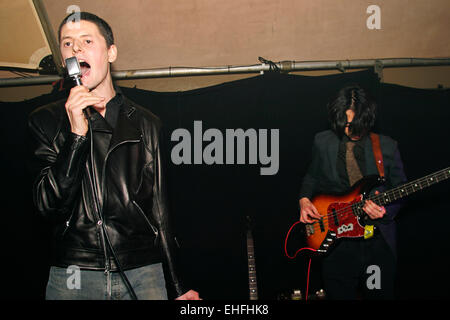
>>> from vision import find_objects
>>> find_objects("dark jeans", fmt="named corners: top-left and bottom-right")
top-left (321, 233), bottom-right (396, 300)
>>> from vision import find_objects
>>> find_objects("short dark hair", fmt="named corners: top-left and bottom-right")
top-left (327, 84), bottom-right (377, 139)
top-left (58, 11), bottom-right (114, 47)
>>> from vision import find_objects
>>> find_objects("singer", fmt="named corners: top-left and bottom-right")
top-left (27, 12), bottom-right (200, 300)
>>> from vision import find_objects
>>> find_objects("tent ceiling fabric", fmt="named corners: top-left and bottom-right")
top-left (43, 0), bottom-right (450, 71)
top-left (1, 0), bottom-right (449, 73)
top-left (0, 0), bottom-right (51, 70)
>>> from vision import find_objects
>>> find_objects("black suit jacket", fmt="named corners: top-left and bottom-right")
top-left (299, 130), bottom-right (407, 256)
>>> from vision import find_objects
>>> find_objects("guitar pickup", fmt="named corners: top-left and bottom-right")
top-left (332, 208), bottom-right (339, 226)
top-left (318, 217), bottom-right (325, 232)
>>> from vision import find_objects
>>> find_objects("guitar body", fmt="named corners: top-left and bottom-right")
top-left (305, 175), bottom-right (383, 253)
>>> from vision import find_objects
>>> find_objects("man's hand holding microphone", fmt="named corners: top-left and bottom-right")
top-left (64, 56), bottom-right (105, 137)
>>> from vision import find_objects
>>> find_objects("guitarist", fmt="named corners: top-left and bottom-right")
top-left (298, 84), bottom-right (407, 299)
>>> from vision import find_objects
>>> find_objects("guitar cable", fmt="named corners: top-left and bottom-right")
top-left (306, 258), bottom-right (312, 301)
top-left (284, 220), bottom-right (317, 301)
top-left (284, 220), bottom-right (317, 259)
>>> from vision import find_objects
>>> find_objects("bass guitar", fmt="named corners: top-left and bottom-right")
top-left (286, 167), bottom-right (449, 256)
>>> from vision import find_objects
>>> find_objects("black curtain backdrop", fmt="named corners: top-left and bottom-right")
top-left (1, 70), bottom-right (449, 300)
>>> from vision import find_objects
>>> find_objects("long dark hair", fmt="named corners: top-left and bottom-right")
top-left (327, 84), bottom-right (377, 139)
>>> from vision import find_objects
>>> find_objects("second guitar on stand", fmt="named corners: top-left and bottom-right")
top-left (246, 216), bottom-right (258, 300)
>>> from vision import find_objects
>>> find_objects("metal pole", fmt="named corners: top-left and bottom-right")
top-left (1, 57), bottom-right (449, 87)
top-left (31, 0), bottom-right (64, 76)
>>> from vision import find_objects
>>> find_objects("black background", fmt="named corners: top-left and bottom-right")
top-left (1, 70), bottom-right (449, 300)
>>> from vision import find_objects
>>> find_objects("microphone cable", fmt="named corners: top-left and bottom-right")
top-left (84, 107), bottom-right (138, 300)
top-left (65, 56), bottom-right (138, 300)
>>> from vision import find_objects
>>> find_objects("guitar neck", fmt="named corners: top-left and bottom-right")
top-left (247, 230), bottom-right (258, 300)
top-left (368, 167), bottom-right (450, 206)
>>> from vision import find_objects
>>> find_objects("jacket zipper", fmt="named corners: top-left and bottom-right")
top-left (61, 211), bottom-right (74, 238)
top-left (99, 138), bottom-right (141, 272)
top-left (85, 160), bottom-right (110, 273)
top-left (132, 200), bottom-right (159, 243)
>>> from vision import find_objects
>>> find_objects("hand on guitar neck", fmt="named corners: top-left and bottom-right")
top-left (299, 190), bottom-right (386, 223)
top-left (362, 191), bottom-right (386, 220)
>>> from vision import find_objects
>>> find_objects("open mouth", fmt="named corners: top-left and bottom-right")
top-left (79, 60), bottom-right (91, 78)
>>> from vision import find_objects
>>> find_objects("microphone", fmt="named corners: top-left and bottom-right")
top-left (65, 56), bottom-right (92, 118)
top-left (65, 56), bottom-right (82, 86)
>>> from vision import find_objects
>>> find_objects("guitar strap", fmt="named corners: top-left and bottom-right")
top-left (365, 133), bottom-right (385, 239)
top-left (369, 133), bottom-right (385, 178)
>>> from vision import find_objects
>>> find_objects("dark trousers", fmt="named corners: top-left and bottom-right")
top-left (321, 233), bottom-right (396, 300)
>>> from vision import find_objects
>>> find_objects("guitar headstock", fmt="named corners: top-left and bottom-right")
top-left (246, 215), bottom-right (255, 231)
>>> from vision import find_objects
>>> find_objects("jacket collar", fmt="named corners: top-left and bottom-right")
top-left (363, 133), bottom-right (379, 176)
top-left (60, 90), bottom-right (142, 149)
top-left (327, 132), bottom-right (341, 184)
top-left (88, 107), bottom-right (112, 133)
top-left (108, 98), bottom-right (142, 150)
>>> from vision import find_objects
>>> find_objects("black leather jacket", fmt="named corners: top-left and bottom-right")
top-left (28, 94), bottom-right (184, 297)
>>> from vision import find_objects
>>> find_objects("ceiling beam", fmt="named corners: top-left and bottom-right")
top-left (31, 0), bottom-right (63, 75)
top-left (1, 57), bottom-right (449, 87)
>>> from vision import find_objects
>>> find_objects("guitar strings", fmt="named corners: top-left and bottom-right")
top-left (306, 169), bottom-right (449, 233)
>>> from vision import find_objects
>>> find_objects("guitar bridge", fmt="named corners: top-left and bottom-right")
top-left (306, 224), bottom-right (314, 236)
